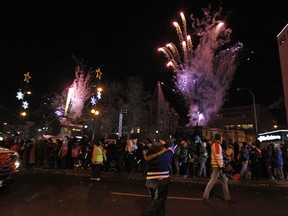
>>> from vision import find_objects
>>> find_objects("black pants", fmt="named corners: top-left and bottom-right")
top-left (91, 164), bottom-right (101, 178)
top-left (115, 152), bottom-right (125, 173)
top-left (142, 185), bottom-right (168, 216)
top-left (126, 153), bottom-right (135, 173)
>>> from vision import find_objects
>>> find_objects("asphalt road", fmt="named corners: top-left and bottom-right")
top-left (1, 168), bottom-right (288, 216)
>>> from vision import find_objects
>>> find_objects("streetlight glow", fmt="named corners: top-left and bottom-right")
top-left (91, 109), bottom-right (99, 115)
top-left (91, 109), bottom-right (100, 140)
top-left (20, 111), bottom-right (27, 117)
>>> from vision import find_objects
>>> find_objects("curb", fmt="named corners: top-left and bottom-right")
top-left (16, 167), bottom-right (288, 188)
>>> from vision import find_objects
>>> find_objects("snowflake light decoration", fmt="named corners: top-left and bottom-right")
top-left (16, 91), bottom-right (24, 100)
top-left (22, 101), bottom-right (29, 109)
top-left (90, 96), bottom-right (97, 105)
top-left (96, 91), bottom-right (102, 100)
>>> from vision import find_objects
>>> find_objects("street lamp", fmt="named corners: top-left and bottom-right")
top-left (20, 111), bottom-right (27, 117)
top-left (237, 88), bottom-right (258, 138)
top-left (91, 109), bottom-right (99, 116)
top-left (91, 109), bottom-right (99, 140)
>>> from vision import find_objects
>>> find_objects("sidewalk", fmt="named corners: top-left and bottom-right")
top-left (17, 166), bottom-right (288, 188)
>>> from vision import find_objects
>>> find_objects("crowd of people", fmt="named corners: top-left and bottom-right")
top-left (1, 134), bottom-right (288, 182)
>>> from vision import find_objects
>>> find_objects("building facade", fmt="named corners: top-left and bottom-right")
top-left (258, 130), bottom-right (288, 147)
top-left (209, 105), bottom-right (278, 135)
top-left (149, 81), bottom-right (179, 139)
top-left (277, 23), bottom-right (288, 127)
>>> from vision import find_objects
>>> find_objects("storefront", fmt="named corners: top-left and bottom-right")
top-left (258, 130), bottom-right (288, 147)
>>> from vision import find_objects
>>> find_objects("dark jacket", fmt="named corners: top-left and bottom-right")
top-left (145, 150), bottom-right (173, 187)
top-left (239, 146), bottom-right (249, 161)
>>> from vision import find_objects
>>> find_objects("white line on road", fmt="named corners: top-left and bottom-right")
top-left (25, 193), bottom-right (38, 202)
top-left (111, 192), bottom-right (202, 201)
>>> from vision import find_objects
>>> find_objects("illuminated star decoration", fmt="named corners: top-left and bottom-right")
top-left (16, 91), bottom-right (24, 100)
top-left (90, 96), bottom-right (97, 105)
top-left (24, 72), bottom-right (31, 83)
top-left (96, 91), bottom-right (102, 100)
top-left (22, 101), bottom-right (29, 109)
top-left (95, 68), bottom-right (102, 80)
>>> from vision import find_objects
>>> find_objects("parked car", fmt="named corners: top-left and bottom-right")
top-left (0, 147), bottom-right (19, 187)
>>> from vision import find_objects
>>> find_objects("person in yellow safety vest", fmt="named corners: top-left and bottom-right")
top-left (91, 141), bottom-right (106, 181)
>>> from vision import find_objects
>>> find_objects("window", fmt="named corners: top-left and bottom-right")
top-left (241, 124), bottom-right (253, 129)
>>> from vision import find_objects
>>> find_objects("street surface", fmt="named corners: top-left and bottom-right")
top-left (1, 168), bottom-right (288, 216)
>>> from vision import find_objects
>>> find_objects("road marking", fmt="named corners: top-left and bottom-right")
top-left (111, 192), bottom-right (202, 201)
top-left (25, 193), bottom-right (38, 202)
top-left (167, 196), bottom-right (202, 201)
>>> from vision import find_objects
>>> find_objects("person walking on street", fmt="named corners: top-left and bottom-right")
top-left (141, 141), bottom-right (173, 216)
top-left (202, 134), bottom-right (232, 203)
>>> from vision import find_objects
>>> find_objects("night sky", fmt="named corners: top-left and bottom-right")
top-left (0, 0), bottom-right (287, 120)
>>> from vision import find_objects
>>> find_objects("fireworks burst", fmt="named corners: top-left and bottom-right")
top-left (69, 64), bottom-right (93, 120)
top-left (158, 6), bottom-right (243, 126)
top-left (53, 58), bottom-right (94, 123)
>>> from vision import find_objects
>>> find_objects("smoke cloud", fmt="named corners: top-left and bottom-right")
top-left (159, 6), bottom-right (243, 126)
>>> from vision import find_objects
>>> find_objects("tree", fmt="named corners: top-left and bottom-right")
top-left (125, 77), bottom-right (151, 137)
top-left (97, 80), bottom-right (125, 138)
top-left (96, 77), bottom-right (151, 139)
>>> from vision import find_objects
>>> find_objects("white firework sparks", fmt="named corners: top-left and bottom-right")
top-left (69, 65), bottom-right (93, 120)
top-left (158, 6), bottom-right (243, 126)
